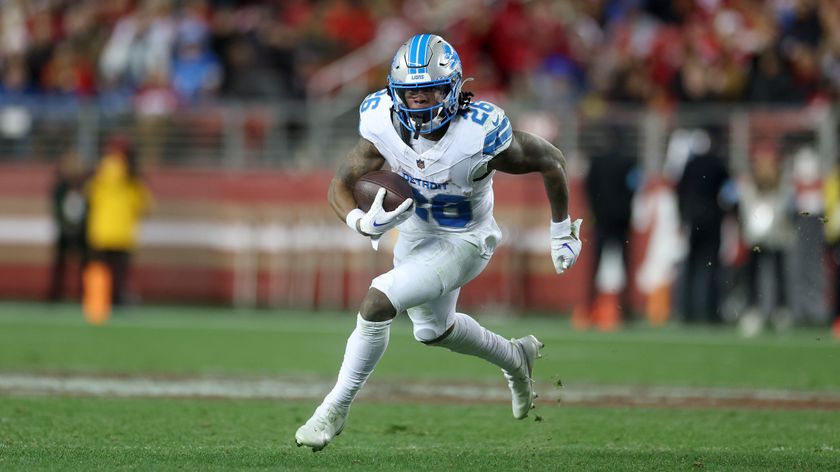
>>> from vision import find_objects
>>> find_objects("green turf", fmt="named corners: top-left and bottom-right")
top-left (2, 302), bottom-right (840, 471)
top-left (0, 302), bottom-right (838, 390)
top-left (1, 397), bottom-right (838, 471)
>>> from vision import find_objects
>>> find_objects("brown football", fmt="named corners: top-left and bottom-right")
top-left (354, 170), bottom-right (414, 212)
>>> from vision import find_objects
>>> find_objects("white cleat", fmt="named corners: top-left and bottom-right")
top-left (503, 335), bottom-right (544, 419)
top-left (294, 404), bottom-right (348, 452)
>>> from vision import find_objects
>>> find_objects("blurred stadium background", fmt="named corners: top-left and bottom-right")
top-left (0, 0), bottom-right (838, 334)
top-left (2, 1), bottom-right (840, 469)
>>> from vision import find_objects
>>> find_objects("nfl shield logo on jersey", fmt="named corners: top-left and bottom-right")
top-left (416, 159), bottom-right (425, 170)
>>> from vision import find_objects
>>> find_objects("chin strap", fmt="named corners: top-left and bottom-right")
top-left (412, 116), bottom-right (423, 139)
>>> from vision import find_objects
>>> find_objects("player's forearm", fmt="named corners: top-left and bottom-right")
top-left (328, 178), bottom-right (358, 222)
top-left (542, 162), bottom-right (569, 223)
top-left (527, 134), bottom-right (570, 222)
top-left (490, 130), bottom-right (571, 221)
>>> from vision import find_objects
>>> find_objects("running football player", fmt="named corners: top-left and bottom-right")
top-left (295, 34), bottom-right (583, 451)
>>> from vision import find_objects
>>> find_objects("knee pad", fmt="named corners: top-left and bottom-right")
top-left (409, 306), bottom-right (454, 343)
top-left (414, 327), bottom-right (443, 343)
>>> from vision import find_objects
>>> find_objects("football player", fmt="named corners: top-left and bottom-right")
top-left (295, 34), bottom-right (583, 451)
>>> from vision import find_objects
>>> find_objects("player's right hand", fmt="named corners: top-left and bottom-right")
top-left (356, 188), bottom-right (414, 237)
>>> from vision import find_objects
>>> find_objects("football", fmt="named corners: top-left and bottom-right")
top-left (354, 170), bottom-right (414, 212)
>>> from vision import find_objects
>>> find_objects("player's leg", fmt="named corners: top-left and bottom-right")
top-left (407, 289), bottom-right (521, 371)
top-left (314, 238), bottom-right (475, 412)
top-left (295, 239), bottom-right (426, 451)
top-left (294, 288), bottom-right (394, 451)
top-left (408, 291), bottom-right (543, 419)
top-left (377, 235), bottom-right (544, 418)
top-left (739, 251), bottom-right (764, 336)
top-left (319, 287), bottom-right (400, 409)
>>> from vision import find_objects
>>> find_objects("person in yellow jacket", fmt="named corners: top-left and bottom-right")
top-left (825, 163), bottom-right (840, 339)
top-left (86, 145), bottom-right (152, 306)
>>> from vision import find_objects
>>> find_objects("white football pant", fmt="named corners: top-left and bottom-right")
top-left (371, 234), bottom-right (491, 342)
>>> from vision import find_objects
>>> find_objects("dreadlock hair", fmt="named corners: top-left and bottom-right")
top-left (458, 90), bottom-right (474, 113)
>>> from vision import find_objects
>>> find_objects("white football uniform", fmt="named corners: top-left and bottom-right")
top-left (358, 89), bottom-right (513, 341)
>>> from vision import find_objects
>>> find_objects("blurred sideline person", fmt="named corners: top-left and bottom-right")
top-left (789, 145), bottom-right (827, 326)
top-left (579, 124), bottom-right (639, 330)
top-left (295, 34), bottom-right (583, 451)
top-left (48, 151), bottom-right (89, 302)
top-left (676, 127), bottom-right (734, 324)
top-left (85, 140), bottom-right (152, 306)
top-left (737, 146), bottom-right (794, 336)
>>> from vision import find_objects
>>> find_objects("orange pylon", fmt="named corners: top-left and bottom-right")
top-left (83, 262), bottom-right (112, 325)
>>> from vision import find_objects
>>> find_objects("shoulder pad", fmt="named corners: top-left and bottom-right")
top-left (358, 89), bottom-right (393, 142)
top-left (467, 101), bottom-right (513, 157)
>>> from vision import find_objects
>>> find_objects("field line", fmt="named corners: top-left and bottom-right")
top-left (2, 374), bottom-right (840, 410)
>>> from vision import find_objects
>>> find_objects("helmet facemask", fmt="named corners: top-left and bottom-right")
top-left (389, 78), bottom-right (461, 138)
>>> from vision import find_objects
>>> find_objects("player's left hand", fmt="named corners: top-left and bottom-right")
top-left (550, 217), bottom-right (583, 274)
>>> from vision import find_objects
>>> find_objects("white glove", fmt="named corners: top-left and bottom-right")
top-left (550, 217), bottom-right (583, 274)
top-left (346, 187), bottom-right (414, 250)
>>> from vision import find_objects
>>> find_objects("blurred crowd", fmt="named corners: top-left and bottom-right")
top-left (0, 0), bottom-right (839, 107)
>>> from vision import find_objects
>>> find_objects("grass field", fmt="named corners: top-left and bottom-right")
top-left (1, 302), bottom-right (839, 471)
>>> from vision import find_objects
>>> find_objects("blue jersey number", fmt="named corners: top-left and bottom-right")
top-left (360, 90), bottom-right (388, 112)
top-left (412, 190), bottom-right (472, 228)
top-left (469, 101), bottom-right (494, 125)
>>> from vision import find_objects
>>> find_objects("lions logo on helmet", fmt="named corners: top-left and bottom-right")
top-left (388, 34), bottom-right (465, 136)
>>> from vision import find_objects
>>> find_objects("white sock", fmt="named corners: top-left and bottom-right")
top-left (434, 312), bottom-right (521, 372)
top-left (321, 314), bottom-right (391, 410)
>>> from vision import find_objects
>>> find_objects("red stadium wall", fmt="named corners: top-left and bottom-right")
top-left (0, 164), bottom-right (621, 313)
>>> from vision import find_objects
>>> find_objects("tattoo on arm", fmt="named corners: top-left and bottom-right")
top-left (328, 138), bottom-right (386, 220)
top-left (337, 139), bottom-right (385, 185)
top-left (489, 130), bottom-right (569, 222)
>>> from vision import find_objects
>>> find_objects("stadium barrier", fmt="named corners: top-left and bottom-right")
top-left (0, 101), bottom-right (835, 317)
top-left (0, 164), bottom-right (609, 313)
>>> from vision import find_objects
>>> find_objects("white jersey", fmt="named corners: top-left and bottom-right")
top-left (358, 89), bottom-right (512, 255)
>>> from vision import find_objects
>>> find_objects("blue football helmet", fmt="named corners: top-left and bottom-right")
top-left (388, 34), bottom-right (464, 136)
